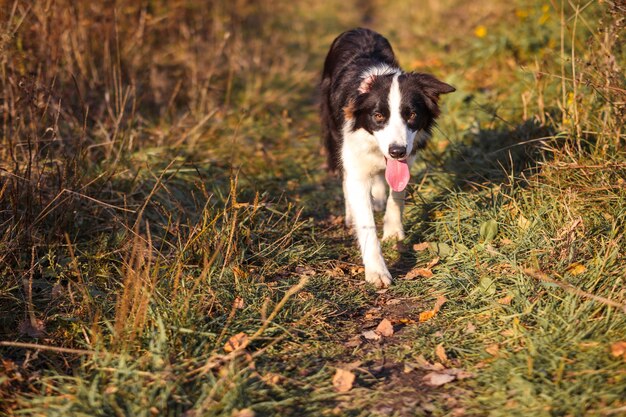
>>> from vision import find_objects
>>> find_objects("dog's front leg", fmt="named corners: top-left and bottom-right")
top-left (344, 175), bottom-right (392, 288)
top-left (382, 189), bottom-right (406, 241)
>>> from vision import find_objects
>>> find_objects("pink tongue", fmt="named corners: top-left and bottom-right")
top-left (385, 159), bottom-right (410, 192)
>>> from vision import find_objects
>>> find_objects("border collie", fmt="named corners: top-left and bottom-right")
top-left (320, 28), bottom-right (455, 287)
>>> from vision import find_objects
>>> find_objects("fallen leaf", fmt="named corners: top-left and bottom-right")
top-left (344, 335), bottom-right (362, 348)
top-left (419, 296), bottom-right (447, 322)
top-left (478, 276), bottom-right (497, 296)
top-left (426, 257), bottom-right (441, 269)
top-left (233, 297), bottom-right (245, 309)
top-left (429, 242), bottom-right (453, 258)
top-left (405, 268), bottom-right (433, 279)
top-left (485, 344), bottom-right (500, 356)
top-left (433, 295), bottom-right (447, 312)
top-left (262, 372), bottom-right (283, 385)
top-left (465, 322), bottom-right (476, 334)
top-left (422, 372), bottom-right (455, 386)
top-left (518, 215), bottom-right (531, 230)
top-left (386, 298), bottom-right (401, 305)
top-left (566, 262), bottom-right (586, 276)
top-left (500, 329), bottom-right (516, 337)
top-left (480, 219), bottom-right (498, 242)
top-left (413, 242), bottom-right (430, 251)
top-left (446, 368), bottom-right (474, 380)
top-left (224, 332), bottom-right (249, 353)
top-left (231, 408), bottom-right (255, 417)
top-left (419, 310), bottom-right (436, 322)
top-left (497, 295), bottom-right (513, 305)
top-left (500, 238), bottom-right (513, 245)
top-left (333, 368), bottom-right (356, 392)
top-left (610, 341), bottom-right (626, 359)
top-left (376, 319), bottom-right (394, 337)
top-left (364, 307), bottom-right (382, 321)
top-left (398, 317), bottom-right (415, 324)
top-left (435, 343), bottom-right (448, 362)
top-left (362, 330), bottom-right (382, 341)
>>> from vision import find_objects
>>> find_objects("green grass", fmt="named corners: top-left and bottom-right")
top-left (1, 0), bottom-right (625, 416)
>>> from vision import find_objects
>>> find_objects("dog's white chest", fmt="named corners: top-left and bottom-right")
top-left (341, 127), bottom-right (386, 178)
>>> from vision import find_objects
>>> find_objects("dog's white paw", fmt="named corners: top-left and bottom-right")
top-left (382, 227), bottom-right (405, 241)
top-left (365, 269), bottom-right (392, 288)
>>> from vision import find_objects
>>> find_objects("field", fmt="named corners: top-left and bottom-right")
top-left (1, 0), bottom-right (625, 416)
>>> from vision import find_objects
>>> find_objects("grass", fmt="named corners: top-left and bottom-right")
top-left (1, 0), bottom-right (625, 416)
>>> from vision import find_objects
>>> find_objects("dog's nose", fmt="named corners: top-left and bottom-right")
top-left (388, 145), bottom-right (407, 159)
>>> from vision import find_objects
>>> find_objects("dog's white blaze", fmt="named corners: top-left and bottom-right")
top-left (358, 64), bottom-right (399, 93)
top-left (372, 74), bottom-right (417, 158)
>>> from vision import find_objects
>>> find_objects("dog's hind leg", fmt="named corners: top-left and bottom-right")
top-left (371, 173), bottom-right (387, 212)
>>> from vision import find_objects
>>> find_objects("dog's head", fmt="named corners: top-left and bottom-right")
top-left (345, 71), bottom-right (455, 160)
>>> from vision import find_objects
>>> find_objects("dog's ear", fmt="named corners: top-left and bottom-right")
top-left (358, 74), bottom-right (377, 94)
top-left (413, 73), bottom-right (456, 98)
top-left (408, 73), bottom-right (455, 117)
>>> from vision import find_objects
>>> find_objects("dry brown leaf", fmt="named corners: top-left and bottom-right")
top-left (362, 330), bottom-right (382, 341)
top-left (500, 329), bottom-right (516, 337)
top-left (422, 372), bottom-right (455, 387)
top-left (610, 341), bottom-right (626, 359)
top-left (433, 295), bottom-right (447, 312)
top-left (405, 268), bottom-right (433, 279)
top-left (446, 368), bottom-right (474, 380)
top-left (497, 295), bottom-right (513, 305)
top-left (426, 257), bottom-right (441, 269)
top-left (435, 343), bottom-right (448, 362)
top-left (452, 407), bottom-right (466, 416)
top-left (234, 297), bottom-right (245, 309)
top-left (345, 335), bottom-right (362, 348)
top-left (224, 332), bottom-right (249, 353)
top-left (364, 307), bottom-right (382, 321)
top-left (262, 372), bottom-right (283, 385)
top-left (232, 408), bottom-right (255, 417)
top-left (518, 215), bottom-right (531, 230)
top-left (419, 310), bottom-right (435, 322)
top-left (485, 344), bottom-right (500, 356)
top-left (413, 242), bottom-right (430, 251)
top-left (376, 319), bottom-right (394, 337)
top-left (333, 368), bottom-right (356, 392)
top-left (566, 262), bottom-right (586, 276)
top-left (465, 322), bottom-right (476, 334)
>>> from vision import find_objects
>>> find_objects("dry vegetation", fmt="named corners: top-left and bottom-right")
top-left (1, 0), bottom-right (625, 416)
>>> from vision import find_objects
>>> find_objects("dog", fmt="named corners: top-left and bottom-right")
top-left (320, 28), bottom-right (455, 287)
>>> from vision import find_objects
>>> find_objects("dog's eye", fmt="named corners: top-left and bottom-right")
top-left (373, 112), bottom-right (385, 122)
top-left (408, 111), bottom-right (417, 121)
